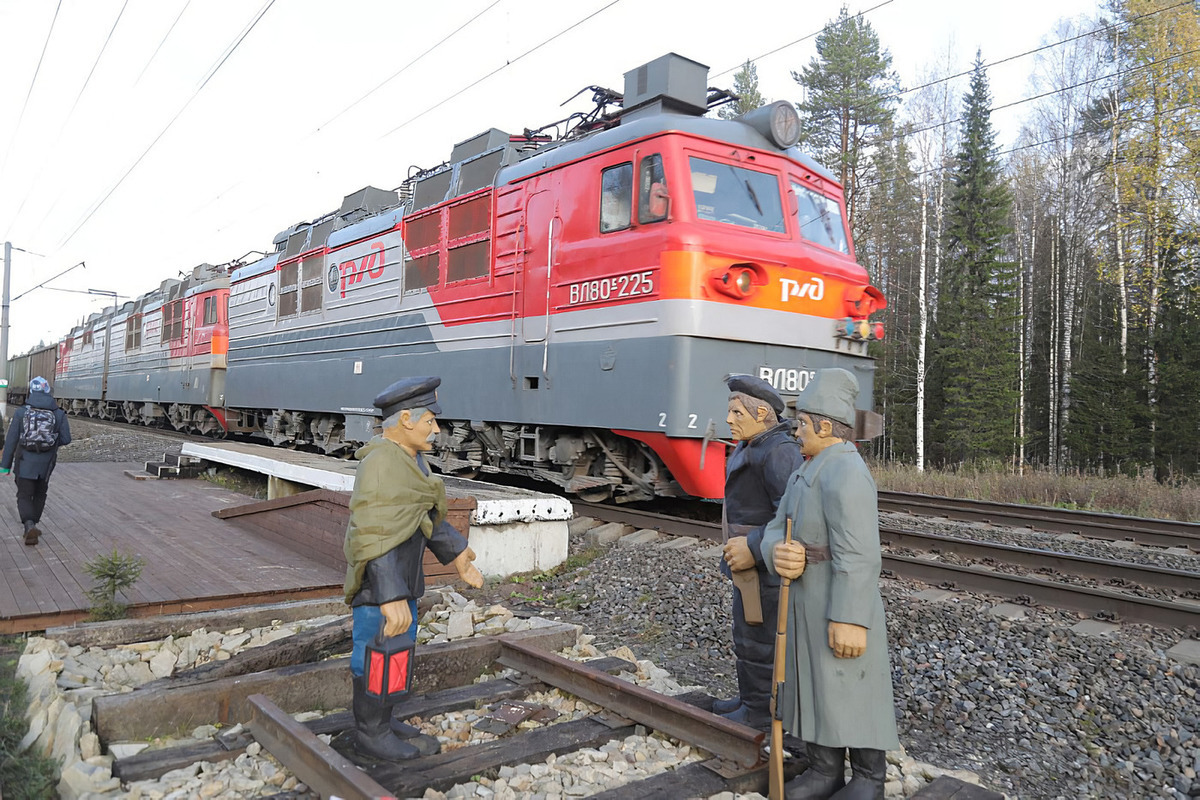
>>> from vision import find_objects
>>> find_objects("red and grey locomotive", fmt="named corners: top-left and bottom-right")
top-left (42, 53), bottom-right (885, 502)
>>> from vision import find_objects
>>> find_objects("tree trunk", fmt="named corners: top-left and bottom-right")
top-left (917, 180), bottom-right (929, 472)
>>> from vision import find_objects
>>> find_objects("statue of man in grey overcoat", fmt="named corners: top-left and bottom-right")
top-left (761, 368), bottom-right (899, 800)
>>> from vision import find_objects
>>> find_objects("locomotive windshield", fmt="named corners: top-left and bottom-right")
top-left (689, 157), bottom-right (785, 233)
top-left (791, 181), bottom-right (850, 254)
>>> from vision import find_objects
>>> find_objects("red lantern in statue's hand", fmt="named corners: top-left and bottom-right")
top-left (365, 630), bottom-right (415, 703)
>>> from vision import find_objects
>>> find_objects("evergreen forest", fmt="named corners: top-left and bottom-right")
top-left (725, 0), bottom-right (1200, 480)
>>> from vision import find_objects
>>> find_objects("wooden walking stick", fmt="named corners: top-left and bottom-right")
top-left (768, 517), bottom-right (793, 800)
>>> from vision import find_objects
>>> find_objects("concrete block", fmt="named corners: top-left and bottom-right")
top-left (696, 544), bottom-right (725, 559)
top-left (468, 520), bottom-right (568, 577)
top-left (1166, 638), bottom-right (1200, 667)
top-left (618, 529), bottom-right (661, 546)
top-left (568, 516), bottom-right (602, 536)
top-left (659, 535), bottom-right (699, 550)
top-left (911, 589), bottom-right (955, 603)
top-left (1071, 620), bottom-right (1120, 637)
top-left (584, 523), bottom-right (632, 547)
top-left (988, 603), bottom-right (1028, 620)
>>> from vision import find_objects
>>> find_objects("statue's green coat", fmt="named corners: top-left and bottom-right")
top-left (342, 437), bottom-right (448, 604)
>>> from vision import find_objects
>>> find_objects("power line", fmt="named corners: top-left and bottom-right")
top-left (382, 0), bottom-right (624, 138)
top-left (65, 0), bottom-right (128, 122)
top-left (828, 0), bottom-right (1195, 134)
top-left (135, 1), bottom-right (192, 85)
top-left (709, 0), bottom-right (896, 82)
top-left (0, 1), bottom-right (63, 227)
top-left (7, 1), bottom-right (129, 235)
top-left (317, 0), bottom-right (504, 133)
top-left (858, 92), bottom-right (1199, 195)
top-left (190, 0), bottom-right (507, 221)
top-left (875, 45), bottom-right (1200, 152)
top-left (889, 0), bottom-right (1193, 105)
top-left (58, 0), bottom-right (277, 249)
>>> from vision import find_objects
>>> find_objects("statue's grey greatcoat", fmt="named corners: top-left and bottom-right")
top-left (761, 440), bottom-right (900, 751)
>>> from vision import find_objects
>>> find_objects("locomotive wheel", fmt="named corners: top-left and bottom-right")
top-left (577, 486), bottom-right (613, 503)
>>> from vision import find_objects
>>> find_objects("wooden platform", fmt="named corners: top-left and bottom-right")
top-left (214, 488), bottom-right (476, 581)
top-left (0, 463), bottom-right (344, 634)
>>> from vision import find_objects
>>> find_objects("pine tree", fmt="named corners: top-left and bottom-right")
top-left (792, 5), bottom-right (896, 238)
top-left (718, 60), bottom-right (767, 120)
top-left (929, 53), bottom-right (1018, 466)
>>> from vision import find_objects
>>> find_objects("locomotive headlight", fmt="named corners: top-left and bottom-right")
top-left (735, 269), bottom-right (752, 295)
top-left (709, 265), bottom-right (762, 300)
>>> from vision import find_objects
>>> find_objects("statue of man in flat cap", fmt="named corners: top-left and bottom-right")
top-left (716, 374), bottom-right (804, 730)
top-left (761, 368), bottom-right (899, 800)
top-left (343, 376), bottom-right (484, 761)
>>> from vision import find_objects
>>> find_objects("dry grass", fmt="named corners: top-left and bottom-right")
top-left (869, 461), bottom-right (1200, 522)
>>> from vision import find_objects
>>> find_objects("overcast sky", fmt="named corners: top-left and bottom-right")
top-left (0, 0), bottom-right (1104, 356)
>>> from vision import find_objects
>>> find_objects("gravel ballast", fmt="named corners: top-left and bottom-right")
top-left (36, 419), bottom-right (1200, 798)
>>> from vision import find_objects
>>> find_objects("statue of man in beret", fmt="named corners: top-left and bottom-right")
top-left (343, 376), bottom-right (484, 761)
top-left (716, 374), bottom-right (804, 731)
top-left (761, 368), bottom-right (899, 799)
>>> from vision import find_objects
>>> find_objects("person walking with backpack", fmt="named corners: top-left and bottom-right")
top-left (1, 376), bottom-right (71, 545)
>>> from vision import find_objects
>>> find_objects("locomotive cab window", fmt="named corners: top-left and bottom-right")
top-left (638, 154), bottom-right (668, 224)
top-left (203, 297), bottom-right (218, 325)
top-left (689, 157), bottom-right (785, 233)
top-left (791, 182), bottom-right (850, 255)
top-left (600, 163), bottom-right (633, 233)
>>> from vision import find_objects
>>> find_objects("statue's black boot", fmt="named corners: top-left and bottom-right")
top-left (389, 715), bottom-right (441, 755)
top-left (721, 657), bottom-right (772, 730)
top-left (784, 743), bottom-right (846, 800)
top-left (711, 695), bottom-right (743, 714)
top-left (352, 679), bottom-right (420, 761)
top-left (720, 702), bottom-right (771, 730)
top-left (829, 748), bottom-right (886, 800)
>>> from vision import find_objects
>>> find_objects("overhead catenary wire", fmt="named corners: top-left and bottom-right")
top-left (58, 0), bottom-right (277, 249)
top-left (861, 45), bottom-right (1200, 161)
top-left (6, 1), bottom-right (130, 236)
top-left (316, 0), bottom-right (504, 133)
top-left (381, 0), bottom-right (624, 138)
top-left (135, 1), bottom-right (192, 85)
top-left (189, 0), bottom-right (506, 220)
top-left (0, 0), bottom-right (63, 234)
top-left (808, 0), bottom-right (1195, 140)
top-left (855, 68), bottom-right (1200, 195)
top-left (709, 0), bottom-right (896, 82)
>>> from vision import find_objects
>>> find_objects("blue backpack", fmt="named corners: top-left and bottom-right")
top-left (19, 407), bottom-right (58, 452)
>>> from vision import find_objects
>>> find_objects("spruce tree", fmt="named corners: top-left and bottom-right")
top-left (930, 53), bottom-right (1018, 466)
top-left (792, 5), bottom-right (896, 238)
top-left (718, 60), bottom-right (767, 120)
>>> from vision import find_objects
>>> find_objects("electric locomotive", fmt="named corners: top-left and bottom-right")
top-left (47, 54), bottom-right (885, 503)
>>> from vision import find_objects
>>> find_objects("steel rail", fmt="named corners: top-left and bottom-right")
top-left (497, 637), bottom-right (764, 768)
top-left (879, 491), bottom-right (1200, 551)
top-left (880, 526), bottom-right (1200, 593)
top-left (573, 501), bottom-right (722, 542)
top-left (247, 693), bottom-right (394, 800)
top-left (883, 554), bottom-right (1200, 630)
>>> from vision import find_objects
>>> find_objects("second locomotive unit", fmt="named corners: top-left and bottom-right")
top-left (47, 54), bottom-right (885, 502)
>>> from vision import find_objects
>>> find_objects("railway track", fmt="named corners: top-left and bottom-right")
top-left (573, 502), bottom-right (1200, 630)
top-left (105, 624), bottom-right (779, 799)
top-left (878, 490), bottom-right (1200, 552)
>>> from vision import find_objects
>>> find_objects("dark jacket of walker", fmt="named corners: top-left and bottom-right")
top-left (1, 392), bottom-right (73, 480)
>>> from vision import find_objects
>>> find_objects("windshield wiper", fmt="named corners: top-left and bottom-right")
top-left (743, 179), bottom-right (763, 215)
